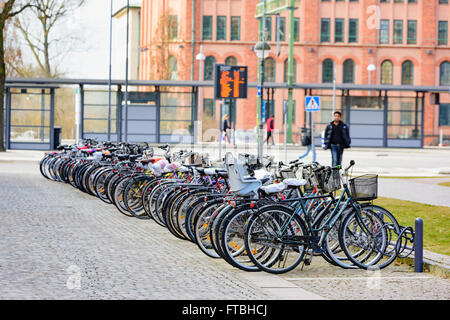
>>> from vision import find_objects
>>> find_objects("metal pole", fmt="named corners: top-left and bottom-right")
top-left (75, 86), bottom-right (82, 144)
top-left (284, 101), bottom-right (287, 163)
top-left (414, 218), bottom-right (423, 272)
top-left (197, 45), bottom-right (204, 144)
top-left (311, 112), bottom-right (316, 162)
top-left (332, 62), bottom-right (336, 114)
top-left (257, 0), bottom-right (266, 162)
top-left (219, 99), bottom-right (223, 161)
top-left (107, 0), bottom-right (113, 141)
top-left (286, 0), bottom-right (295, 143)
top-left (124, 0), bottom-right (130, 142)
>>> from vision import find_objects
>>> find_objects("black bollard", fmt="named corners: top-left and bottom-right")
top-left (414, 218), bottom-right (423, 273)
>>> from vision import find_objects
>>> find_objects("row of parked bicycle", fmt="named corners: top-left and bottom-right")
top-left (39, 139), bottom-right (415, 274)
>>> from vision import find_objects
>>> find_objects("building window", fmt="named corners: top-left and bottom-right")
top-left (263, 16), bottom-right (272, 41)
top-left (440, 61), bottom-right (450, 86)
top-left (381, 60), bottom-right (393, 85)
top-left (379, 19), bottom-right (390, 44)
top-left (343, 59), bottom-right (355, 83)
top-left (294, 18), bottom-right (300, 42)
top-left (217, 16), bottom-right (226, 40)
top-left (203, 99), bottom-right (215, 118)
top-left (322, 59), bottom-right (334, 83)
top-left (278, 17), bottom-right (286, 42)
top-left (393, 20), bottom-right (403, 44)
top-left (225, 56), bottom-right (237, 66)
top-left (202, 16), bottom-right (212, 40)
top-left (204, 56), bottom-right (216, 81)
top-left (168, 56), bottom-right (177, 80)
top-left (407, 20), bottom-right (417, 44)
top-left (168, 15), bottom-right (178, 40)
top-left (439, 0), bottom-right (449, 4)
top-left (321, 18), bottom-right (331, 42)
top-left (349, 19), bottom-right (358, 43)
top-left (438, 21), bottom-right (448, 45)
top-left (230, 16), bottom-right (240, 41)
top-left (439, 104), bottom-right (450, 126)
top-left (335, 19), bottom-right (344, 43)
top-left (401, 60), bottom-right (414, 85)
top-left (264, 58), bottom-right (276, 82)
top-left (283, 58), bottom-right (296, 83)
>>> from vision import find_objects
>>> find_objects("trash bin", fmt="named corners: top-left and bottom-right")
top-left (53, 126), bottom-right (62, 150)
top-left (300, 127), bottom-right (312, 146)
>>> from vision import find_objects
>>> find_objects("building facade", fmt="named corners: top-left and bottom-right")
top-left (139, 0), bottom-right (450, 146)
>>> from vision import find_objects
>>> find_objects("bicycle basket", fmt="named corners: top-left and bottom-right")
top-left (349, 174), bottom-right (378, 201)
top-left (280, 169), bottom-right (296, 179)
top-left (323, 168), bottom-right (342, 193)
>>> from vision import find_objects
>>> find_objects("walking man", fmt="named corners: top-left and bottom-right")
top-left (324, 111), bottom-right (351, 167)
top-left (265, 114), bottom-right (274, 146)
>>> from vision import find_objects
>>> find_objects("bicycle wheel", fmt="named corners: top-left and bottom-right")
top-left (194, 201), bottom-right (224, 258)
top-left (339, 207), bottom-right (388, 270)
top-left (124, 175), bottom-right (153, 218)
top-left (360, 203), bottom-right (402, 269)
top-left (219, 205), bottom-right (262, 272)
top-left (245, 205), bottom-right (307, 274)
top-left (112, 175), bottom-right (134, 217)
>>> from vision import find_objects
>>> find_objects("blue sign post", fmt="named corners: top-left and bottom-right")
top-left (305, 96), bottom-right (320, 112)
top-left (305, 96), bottom-right (320, 162)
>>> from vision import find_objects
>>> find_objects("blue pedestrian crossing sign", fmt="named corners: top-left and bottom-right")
top-left (305, 96), bottom-right (320, 112)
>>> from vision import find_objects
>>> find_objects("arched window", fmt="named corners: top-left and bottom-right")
top-left (204, 56), bottom-right (216, 80)
top-left (380, 60), bottom-right (393, 85)
top-left (343, 59), bottom-right (355, 84)
top-left (322, 59), bottom-right (334, 83)
top-left (401, 60), bottom-right (414, 85)
top-left (264, 57), bottom-right (276, 82)
top-left (168, 55), bottom-right (177, 80)
top-left (225, 56), bottom-right (237, 66)
top-left (283, 58), bottom-right (297, 83)
top-left (440, 61), bottom-right (450, 86)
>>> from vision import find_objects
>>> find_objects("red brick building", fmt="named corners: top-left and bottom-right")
top-left (139, 0), bottom-right (450, 146)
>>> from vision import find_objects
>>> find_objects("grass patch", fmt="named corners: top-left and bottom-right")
top-left (373, 197), bottom-right (450, 256)
top-left (438, 181), bottom-right (450, 188)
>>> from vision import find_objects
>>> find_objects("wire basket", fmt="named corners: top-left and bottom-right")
top-left (302, 167), bottom-right (313, 190)
top-left (323, 168), bottom-right (342, 193)
top-left (280, 169), bottom-right (296, 179)
top-left (349, 174), bottom-right (378, 201)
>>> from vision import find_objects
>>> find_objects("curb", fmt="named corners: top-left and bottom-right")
top-left (397, 253), bottom-right (450, 278)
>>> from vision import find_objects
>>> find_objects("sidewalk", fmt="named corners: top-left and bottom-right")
top-left (378, 178), bottom-right (450, 207)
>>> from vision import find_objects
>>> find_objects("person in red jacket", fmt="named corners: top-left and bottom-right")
top-left (265, 115), bottom-right (274, 146)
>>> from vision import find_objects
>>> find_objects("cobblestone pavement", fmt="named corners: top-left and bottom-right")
top-left (0, 161), bottom-right (449, 300)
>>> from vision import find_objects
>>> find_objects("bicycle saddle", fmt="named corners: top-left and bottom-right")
top-left (116, 154), bottom-right (130, 160)
top-left (129, 154), bottom-right (142, 162)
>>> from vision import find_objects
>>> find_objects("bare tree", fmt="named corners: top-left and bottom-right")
top-left (150, 10), bottom-right (184, 82)
top-left (0, 0), bottom-right (33, 152)
top-left (15, 0), bottom-right (85, 78)
top-left (4, 16), bottom-right (23, 77)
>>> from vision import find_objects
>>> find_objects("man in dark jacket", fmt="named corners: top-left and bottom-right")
top-left (324, 111), bottom-right (351, 167)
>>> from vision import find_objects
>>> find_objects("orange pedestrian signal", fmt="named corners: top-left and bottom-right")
top-left (214, 64), bottom-right (248, 99)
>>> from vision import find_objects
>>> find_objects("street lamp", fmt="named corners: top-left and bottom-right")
top-left (254, 41), bottom-right (271, 162)
top-left (254, 41), bottom-right (271, 60)
top-left (368, 63), bottom-right (376, 96)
